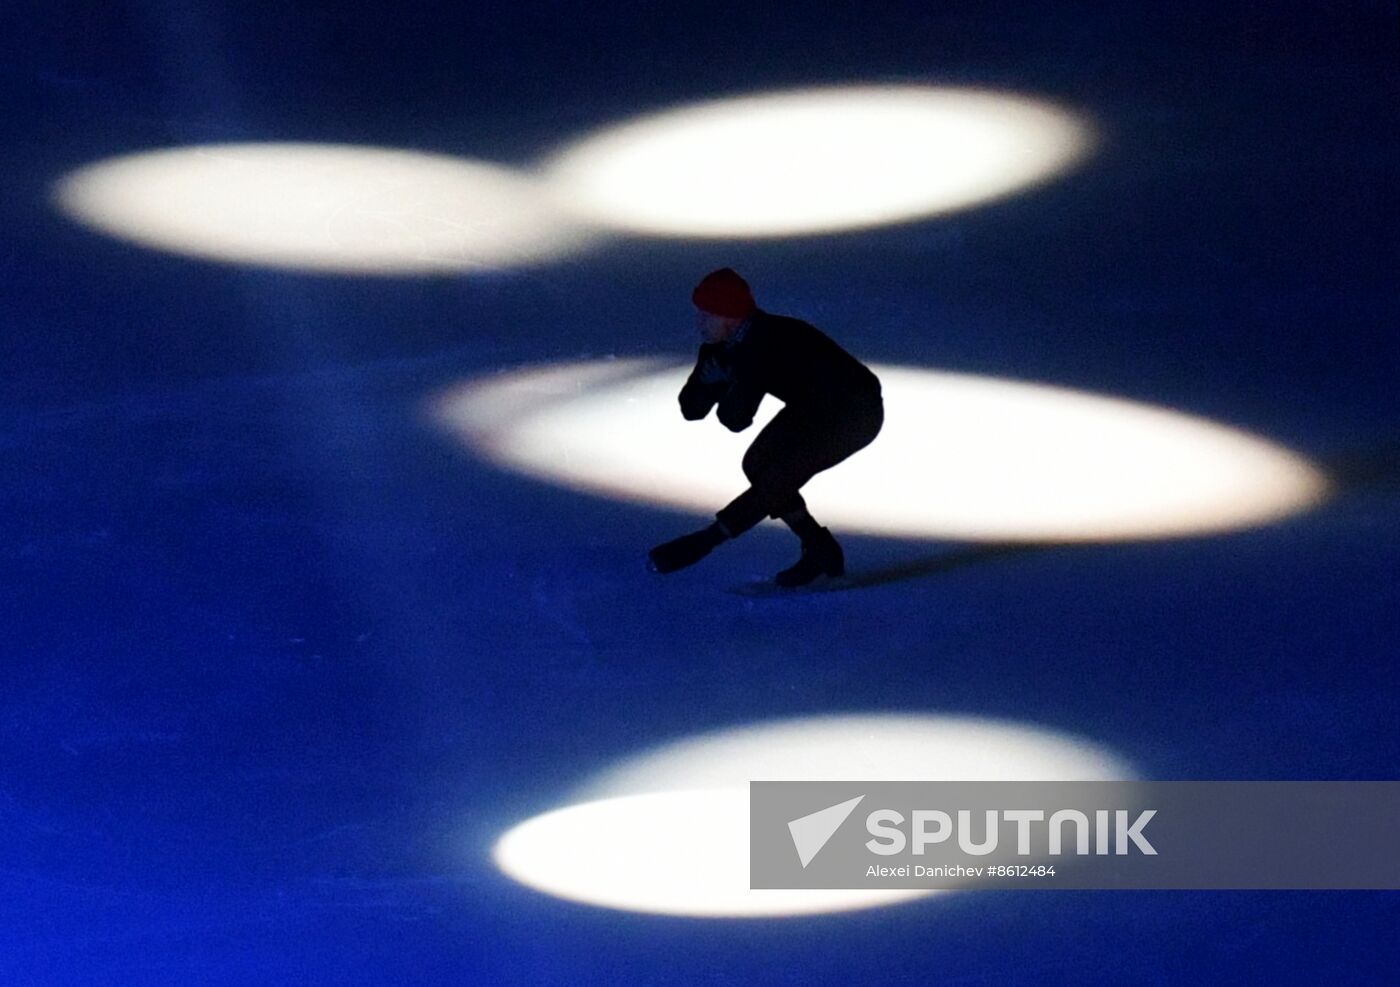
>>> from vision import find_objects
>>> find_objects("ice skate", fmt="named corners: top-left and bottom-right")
top-left (774, 527), bottom-right (845, 588)
top-left (648, 525), bottom-right (726, 574)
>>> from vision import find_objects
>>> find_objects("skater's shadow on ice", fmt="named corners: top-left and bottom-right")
top-left (841, 542), bottom-right (1045, 590)
top-left (734, 542), bottom-right (1046, 596)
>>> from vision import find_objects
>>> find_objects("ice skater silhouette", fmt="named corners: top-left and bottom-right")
top-left (648, 268), bottom-right (884, 586)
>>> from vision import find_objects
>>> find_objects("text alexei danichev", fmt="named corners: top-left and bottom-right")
top-left (866, 864), bottom-right (987, 878)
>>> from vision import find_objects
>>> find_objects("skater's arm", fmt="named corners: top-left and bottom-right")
top-left (678, 347), bottom-right (727, 420)
top-left (717, 379), bottom-right (763, 432)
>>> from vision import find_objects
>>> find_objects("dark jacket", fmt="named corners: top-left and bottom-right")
top-left (678, 309), bottom-right (881, 432)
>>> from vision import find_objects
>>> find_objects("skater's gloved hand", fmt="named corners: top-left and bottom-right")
top-left (697, 356), bottom-right (730, 385)
top-left (716, 401), bottom-right (754, 432)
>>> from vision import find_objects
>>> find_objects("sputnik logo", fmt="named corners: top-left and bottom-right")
top-left (787, 795), bottom-right (866, 868)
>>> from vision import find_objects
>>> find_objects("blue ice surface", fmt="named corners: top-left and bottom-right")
top-left (1, 0), bottom-right (1398, 983)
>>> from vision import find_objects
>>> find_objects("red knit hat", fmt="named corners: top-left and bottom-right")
top-left (692, 268), bottom-right (756, 318)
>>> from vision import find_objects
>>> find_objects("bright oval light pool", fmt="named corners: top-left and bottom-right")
top-left (541, 86), bottom-right (1093, 237)
top-left (430, 358), bottom-right (1328, 542)
top-left (492, 714), bottom-right (1132, 917)
top-left (54, 143), bottom-right (591, 274)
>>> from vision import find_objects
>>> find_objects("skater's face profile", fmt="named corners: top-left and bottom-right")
top-left (696, 308), bottom-right (743, 344)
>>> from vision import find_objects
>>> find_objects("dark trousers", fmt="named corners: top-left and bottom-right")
top-left (716, 393), bottom-right (884, 537)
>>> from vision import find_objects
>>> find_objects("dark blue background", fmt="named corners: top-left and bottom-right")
top-left (1, 2), bottom-right (1397, 983)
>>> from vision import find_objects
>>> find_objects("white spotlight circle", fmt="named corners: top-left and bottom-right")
top-left (431, 359), bottom-right (1327, 542)
top-left (492, 715), bottom-right (1131, 917)
top-left (542, 86), bottom-right (1092, 237)
top-left (54, 143), bottom-right (590, 273)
